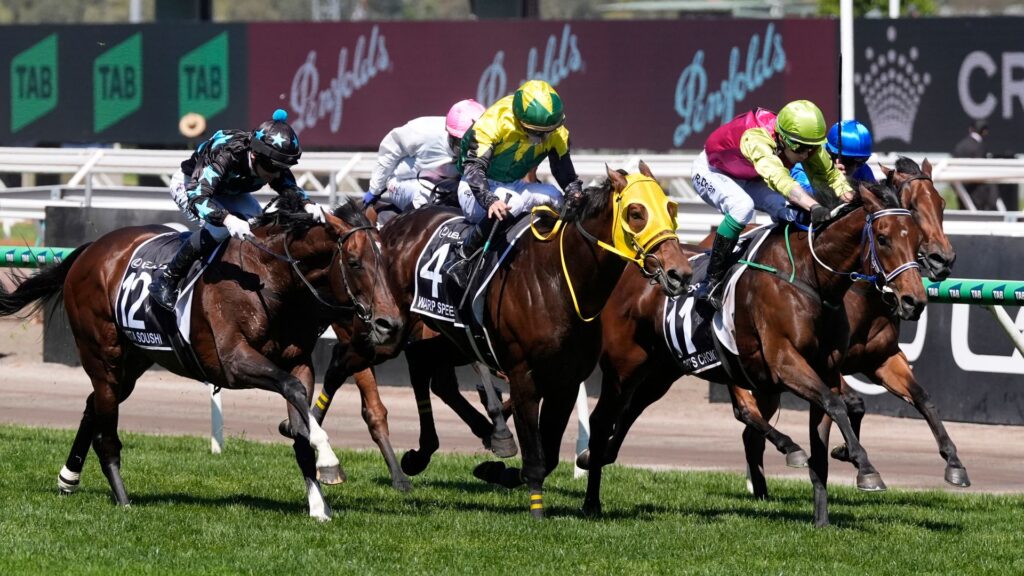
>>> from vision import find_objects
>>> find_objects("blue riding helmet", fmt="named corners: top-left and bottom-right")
top-left (825, 120), bottom-right (873, 159)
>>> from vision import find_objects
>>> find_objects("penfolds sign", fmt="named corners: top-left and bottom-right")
top-left (248, 20), bottom-right (836, 151)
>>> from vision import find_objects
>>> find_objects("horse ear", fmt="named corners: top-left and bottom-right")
top-left (921, 157), bottom-right (933, 176)
top-left (858, 182), bottom-right (883, 211)
top-left (879, 163), bottom-right (892, 178)
top-left (638, 160), bottom-right (654, 179)
top-left (605, 164), bottom-right (627, 190)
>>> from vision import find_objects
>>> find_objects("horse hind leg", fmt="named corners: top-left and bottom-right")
top-left (355, 368), bottom-right (411, 492)
top-left (58, 394), bottom-right (97, 495)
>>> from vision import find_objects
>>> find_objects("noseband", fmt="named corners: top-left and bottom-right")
top-left (808, 207), bottom-right (921, 297)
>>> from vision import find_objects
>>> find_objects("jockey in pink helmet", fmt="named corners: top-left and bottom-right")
top-left (364, 99), bottom-right (485, 211)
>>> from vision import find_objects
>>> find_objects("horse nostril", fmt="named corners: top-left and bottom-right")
top-left (901, 295), bottom-right (924, 319)
top-left (668, 268), bottom-right (691, 288)
top-left (373, 316), bottom-right (396, 335)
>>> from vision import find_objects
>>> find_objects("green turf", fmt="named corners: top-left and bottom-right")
top-left (1, 425), bottom-right (1021, 575)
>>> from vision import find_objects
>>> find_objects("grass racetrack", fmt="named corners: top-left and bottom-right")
top-left (2, 425), bottom-right (1023, 575)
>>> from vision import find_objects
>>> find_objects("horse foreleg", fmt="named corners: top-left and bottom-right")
top-left (354, 368), bottom-right (411, 492)
top-left (807, 404), bottom-right (832, 527)
top-left (471, 363), bottom-right (517, 458)
top-left (400, 341), bottom-right (440, 476)
top-left (291, 362), bottom-right (343, 487)
top-left (603, 367), bottom-right (671, 464)
top-left (58, 393), bottom-right (96, 495)
top-left (581, 367), bottom-right (627, 517)
top-left (872, 353), bottom-right (969, 487)
top-left (829, 376), bottom-right (866, 464)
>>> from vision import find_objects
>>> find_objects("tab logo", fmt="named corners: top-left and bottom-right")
top-left (179, 32), bottom-right (228, 120)
top-left (94, 32), bottom-right (142, 133)
top-left (11, 33), bottom-right (58, 133)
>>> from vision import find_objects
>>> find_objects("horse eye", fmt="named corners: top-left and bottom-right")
top-left (877, 234), bottom-right (889, 247)
top-left (347, 257), bottom-right (362, 269)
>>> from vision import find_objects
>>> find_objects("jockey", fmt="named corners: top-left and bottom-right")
top-left (149, 109), bottom-right (327, 311)
top-left (792, 119), bottom-right (876, 192)
top-left (450, 79), bottom-right (583, 287)
top-left (690, 100), bottom-right (854, 309)
top-left (362, 99), bottom-right (486, 211)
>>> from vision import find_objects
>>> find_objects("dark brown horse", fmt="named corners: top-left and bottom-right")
top-left (0, 199), bottom-right (401, 521)
top-left (727, 157), bottom-right (967, 498)
top-left (583, 180), bottom-right (927, 526)
top-left (377, 164), bottom-right (691, 517)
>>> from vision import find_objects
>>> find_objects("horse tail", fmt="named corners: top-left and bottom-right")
top-left (0, 243), bottom-right (91, 317)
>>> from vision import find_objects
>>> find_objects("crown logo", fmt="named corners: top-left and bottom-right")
top-left (854, 26), bottom-right (930, 143)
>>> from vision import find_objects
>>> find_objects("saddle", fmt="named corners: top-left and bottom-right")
top-left (411, 214), bottom-right (534, 371)
top-left (114, 230), bottom-right (222, 380)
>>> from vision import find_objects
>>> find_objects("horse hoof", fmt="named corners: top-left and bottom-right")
top-left (575, 449), bottom-right (591, 471)
top-left (945, 466), bottom-right (971, 488)
top-left (488, 431), bottom-right (518, 459)
top-left (317, 465), bottom-right (346, 485)
top-left (786, 450), bottom-right (809, 468)
top-left (392, 476), bottom-right (413, 493)
top-left (529, 493), bottom-right (545, 520)
top-left (472, 461), bottom-right (507, 485)
top-left (830, 444), bottom-right (852, 463)
top-left (582, 501), bottom-right (602, 518)
top-left (57, 475), bottom-right (80, 495)
top-left (400, 450), bottom-right (430, 476)
top-left (278, 419), bottom-right (293, 439)
top-left (856, 472), bottom-right (887, 492)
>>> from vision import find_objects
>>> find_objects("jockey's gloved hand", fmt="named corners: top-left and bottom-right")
top-left (362, 191), bottom-right (380, 206)
top-left (304, 202), bottom-right (327, 223)
top-left (223, 214), bottom-right (254, 240)
top-left (564, 179), bottom-right (585, 208)
top-left (810, 204), bottom-right (831, 227)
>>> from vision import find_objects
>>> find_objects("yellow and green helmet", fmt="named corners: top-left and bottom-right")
top-left (776, 100), bottom-right (827, 150)
top-left (512, 80), bottom-right (565, 133)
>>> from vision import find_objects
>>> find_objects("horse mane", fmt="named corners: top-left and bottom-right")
top-left (254, 195), bottom-right (371, 237)
top-left (810, 179), bottom-right (901, 229)
top-left (893, 156), bottom-right (924, 178)
top-left (563, 170), bottom-right (623, 223)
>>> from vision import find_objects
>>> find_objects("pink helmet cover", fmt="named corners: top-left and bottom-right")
top-left (446, 99), bottom-right (486, 138)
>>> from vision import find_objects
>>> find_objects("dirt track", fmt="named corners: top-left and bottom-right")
top-left (2, 316), bottom-right (1023, 494)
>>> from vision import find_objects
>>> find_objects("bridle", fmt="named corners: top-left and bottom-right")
top-left (808, 205), bottom-right (921, 305)
top-left (251, 223), bottom-right (379, 323)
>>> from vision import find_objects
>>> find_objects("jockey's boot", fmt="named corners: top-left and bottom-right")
top-left (149, 230), bottom-right (208, 311)
top-left (449, 218), bottom-right (496, 290)
top-left (693, 231), bottom-right (739, 310)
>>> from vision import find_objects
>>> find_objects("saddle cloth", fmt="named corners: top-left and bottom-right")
top-left (410, 214), bottom-right (534, 370)
top-left (114, 230), bottom-right (222, 380)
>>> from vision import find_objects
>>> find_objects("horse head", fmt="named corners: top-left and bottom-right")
top-left (598, 161), bottom-right (691, 297)
top-left (260, 198), bottom-right (403, 350)
top-left (881, 157), bottom-right (955, 281)
top-left (851, 181), bottom-right (928, 320)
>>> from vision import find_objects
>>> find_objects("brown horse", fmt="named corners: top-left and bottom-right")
top-left (0, 198), bottom-right (401, 521)
top-left (583, 179), bottom-right (927, 526)
top-left (727, 157), bottom-right (968, 498)
top-left (376, 164), bottom-right (690, 517)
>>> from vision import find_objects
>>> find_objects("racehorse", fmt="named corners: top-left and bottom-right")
top-left (582, 179), bottom-right (927, 526)
top-left (727, 157), bottom-right (968, 497)
top-left (0, 197), bottom-right (401, 521)
top-left (377, 163), bottom-right (691, 517)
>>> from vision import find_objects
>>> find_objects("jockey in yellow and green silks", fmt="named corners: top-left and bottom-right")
top-left (449, 81), bottom-right (584, 285)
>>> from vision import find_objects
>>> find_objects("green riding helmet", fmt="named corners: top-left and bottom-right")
top-left (512, 80), bottom-right (565, 133)
top-left (776, 100), bottom-right (827, 150)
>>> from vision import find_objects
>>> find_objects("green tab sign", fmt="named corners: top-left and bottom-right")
top-left (94, 32), bottom-right (142, 133)
top-left (179, 32), bottom-right (228, 119)
top-left (11, 33), bottom-right (58, 133)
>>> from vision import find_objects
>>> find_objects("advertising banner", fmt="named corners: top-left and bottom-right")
top-left (854, 18), bottom-right (1024, 155)
top-left (0, 24), bottom-right (247, 145)
top-left (247, 20), bottom-right (838, 151)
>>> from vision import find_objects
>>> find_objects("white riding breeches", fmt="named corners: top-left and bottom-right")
top-left (458, 178), bottom-right (563, 224)
top-left (690, 150), bottom-right (801, 225)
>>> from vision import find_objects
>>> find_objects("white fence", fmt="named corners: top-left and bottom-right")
top-left (1, 146), bottom-right (1023, 241)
